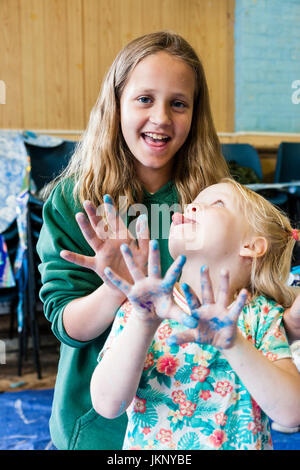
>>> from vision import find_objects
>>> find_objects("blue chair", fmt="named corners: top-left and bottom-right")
top-left (275, 143), bottom-right (300, 188)
top-left (221, 143), bottom-right (263, 180)
top-left (221, 143), bottom-right (288, 208)
top-left (275, 142), bottom-right (300, 230)
top-left (24, 140), bottom-right (77, 193)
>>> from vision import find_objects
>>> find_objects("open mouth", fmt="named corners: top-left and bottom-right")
top-left (142, 132), bottom-right (171, 146)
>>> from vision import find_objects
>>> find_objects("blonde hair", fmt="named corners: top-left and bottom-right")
top-left (222, 178), bottom-right (298, 307)
top-left (43, 31), bottom-right (229, 208)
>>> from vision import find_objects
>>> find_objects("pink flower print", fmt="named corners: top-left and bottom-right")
top-left (266, 352), bottom-right (278, 361)
top-left (180, 343), bottom-right (189, 348)
top-left (190, 365), bottom-right (210, 382)
top-left (179, 400), bottom-right (197, 417)
top-left (142, 427), bottom-right (151, 435)
top-left (199, 390), bottom-right (211, 401)
top-left (157, 324), bottom-right (172, 341)
top-left (133, 397), bottom-right (146, 414)
top-left (156, 429), bottom-right (173, 444)
top-left (214, 412), bottom-right (227, 426)
top-left (262, 305), bottom-right (270, 315)
top-left (144, 352), bottom-right (154, 370)
top-left (122, 300), bottom-right (132, 323)
top-left (215, 380), bottom-right (233, 397)
top-left (208, 429), bottom-right (228, 449)
top-left (171, 390), bottom-right (187, 404)
top-left (156, 353), bottom-right (180, 377)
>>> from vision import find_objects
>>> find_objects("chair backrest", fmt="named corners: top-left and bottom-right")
top-left (275, 142), bottom-right (300, 183)
top-left (25, 140), bottom-right (77, 192)
top-left (221, 143), bottom-right (263, 180)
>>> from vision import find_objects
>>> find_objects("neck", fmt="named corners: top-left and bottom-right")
top-left (180, 255), bottom-right (251, 306)
top-left (135, 163), bottom-right (173, 193)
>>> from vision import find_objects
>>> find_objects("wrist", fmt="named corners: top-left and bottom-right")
top-left (128, 311), bottom-right (162, 337)
top-left (222, 330), bottom-right (244, 355)
top-left (102, 282), bottom-right (126, 303)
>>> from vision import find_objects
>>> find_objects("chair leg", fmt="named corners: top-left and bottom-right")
top-left (9, 298), bottom-right (17, 339)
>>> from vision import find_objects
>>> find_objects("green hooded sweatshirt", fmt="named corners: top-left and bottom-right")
top-left (37, 177), bottom-right (179, 450)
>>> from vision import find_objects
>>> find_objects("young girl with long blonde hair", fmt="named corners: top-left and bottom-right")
top-left (91, 179), bottom-right (300, 450)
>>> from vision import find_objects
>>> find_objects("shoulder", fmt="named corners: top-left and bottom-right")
top-left (45, 176), bottom-right (81, 215)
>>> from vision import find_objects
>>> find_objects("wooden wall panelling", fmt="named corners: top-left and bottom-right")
top-left (0, 0), bottom-right (24, 128)
top-left (0, 0), bottom-right (235, 133)
top-left (20, 0), bottom-right (46, 129)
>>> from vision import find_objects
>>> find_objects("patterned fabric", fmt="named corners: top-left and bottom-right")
top-left (98, 290), bottom-right (291, 450)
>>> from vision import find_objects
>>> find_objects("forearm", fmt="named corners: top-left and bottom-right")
top-left (283, 309), bottom-right (300, 343)
top-left (90, 315), bottom-right (160, 419)
top-left (63, 283), bottom-right (126, 342)
top-left (222, 332), bottom-right (300, 427)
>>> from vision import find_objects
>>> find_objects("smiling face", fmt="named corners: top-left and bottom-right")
top-left (169, 182), bottom-right (249, 261)
top-left (120, 51), bottom-right (195, 186)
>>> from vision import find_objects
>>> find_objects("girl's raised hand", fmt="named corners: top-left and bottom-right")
top-left (60, 195), bottom-right (149, 289)
top-left (167, 267), bottom-right (248, 350)
top-left (103, 240), bottom-right (193, 326)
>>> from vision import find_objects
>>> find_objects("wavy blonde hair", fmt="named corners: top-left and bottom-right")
top-left (44, 31), bottom-right (229, 209)
top-left (222, 178), bottom-right (298, 307)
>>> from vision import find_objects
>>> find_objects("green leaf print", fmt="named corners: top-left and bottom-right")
top-left (177, 432), bottom-right (201, 450)
top-left (174, 365), bottom-right (193, 384)
top-left (137, 385), bottom-right (170, 407)
top-left (130, 403), bottom-right (158, 428)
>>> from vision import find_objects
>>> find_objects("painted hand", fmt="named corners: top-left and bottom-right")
top-left (60, 195), bottom-right (149, 290)
top-left (103, 240), bottom-right (192, 326)
top-left (167, 266), bottom-right (248, 350)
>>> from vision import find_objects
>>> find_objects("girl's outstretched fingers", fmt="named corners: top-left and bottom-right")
top-left (148, 240), bottom-right (161, 279)
top-left (217, 269), bottom-right (230, 308)
top-left (229, 288), bottom-right (249, 322)
top-left (120, 244), bottom-right (144, 281)
top-left (103, 266), bottom-right (131, 297)
top-left (161, 255), bottom-right (186, 294)
top-left (200, 265), bottom-right (215, 305)
top-left (181, 283), bottom-right (201, 312)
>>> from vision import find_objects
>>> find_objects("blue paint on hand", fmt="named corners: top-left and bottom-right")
top-left (103, 194), bottom-right (113, 204)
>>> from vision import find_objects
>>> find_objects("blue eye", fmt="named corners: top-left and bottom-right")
top-left (138, 96), bottom-right (151, 104)
top-left (172, 101), bottom-right (186, 108)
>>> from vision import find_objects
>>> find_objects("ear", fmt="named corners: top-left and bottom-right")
top-left (240, 236), bottom-right (268, 259)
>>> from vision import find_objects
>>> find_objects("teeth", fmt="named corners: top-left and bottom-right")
top-left (144, 132), bottom-right (169, 140)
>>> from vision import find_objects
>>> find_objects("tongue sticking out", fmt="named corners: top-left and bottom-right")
top-left (172, 213), bottom-right (196, 226)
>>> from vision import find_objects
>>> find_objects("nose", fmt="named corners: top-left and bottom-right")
top-left (149, 102), bottom-right (171, 126)
top-left (185, 203), bottom-right (205, 217)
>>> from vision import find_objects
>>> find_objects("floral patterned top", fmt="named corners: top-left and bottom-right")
top-left (98, 288), bottom-right (291, 450)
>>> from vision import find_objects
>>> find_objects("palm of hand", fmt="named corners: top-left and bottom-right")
top-left (189, 303), bottom-right (239, 349)
top-left (60, 197), bottom-right (149, 286)
top-left (126, 278), bottom-right (174, 323)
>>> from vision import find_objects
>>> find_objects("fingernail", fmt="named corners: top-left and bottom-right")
top-left (200, 265), bottom-right (207, 273)
top-left (120, 243), bottom-right (129, 252)
top-left (150, 239), bottom-right (158, 250)
top-left (179, 255), bottom-right (186, 265)
top-left (103, 194), bottom-right (113, 204)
